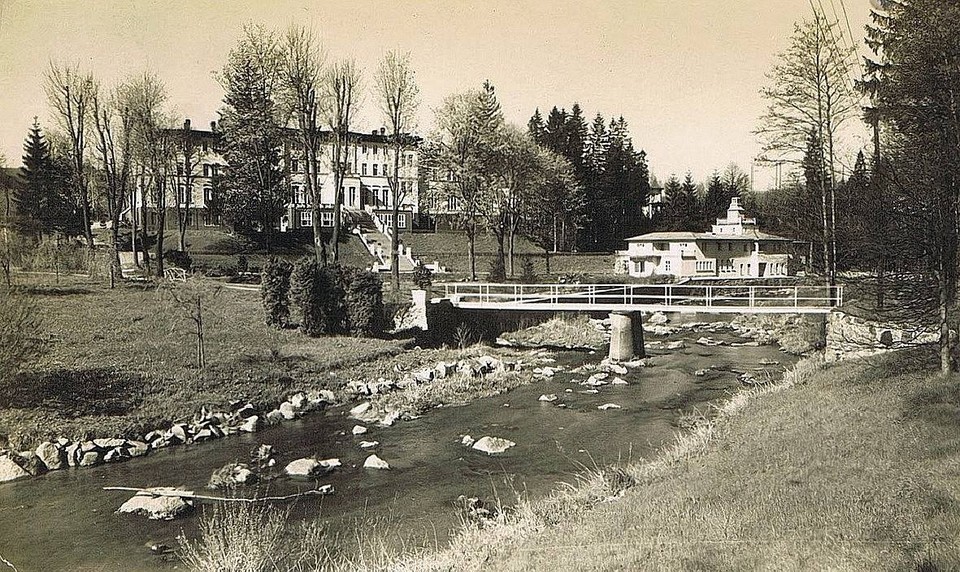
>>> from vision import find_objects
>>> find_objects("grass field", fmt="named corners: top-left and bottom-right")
top-left (381, 348), bottom-right (960, 571)
top-left (403, 231), bottom-right (616, 280)
top-left (0, 274), bottom-right (411, 449)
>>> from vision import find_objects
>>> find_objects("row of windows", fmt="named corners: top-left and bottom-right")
top-left (299, 210), bottom-right (407, 229)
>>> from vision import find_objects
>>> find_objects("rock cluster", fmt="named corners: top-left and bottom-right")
top-left (116, 488), bottom-right (194, 521)
top-left (0, 390), bottom-right (337, 483)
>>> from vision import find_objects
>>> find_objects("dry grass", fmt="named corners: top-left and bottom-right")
top-left (500, 314), bottom-right (605, 350)
top-left (0, 273), bottom-right (409, 448)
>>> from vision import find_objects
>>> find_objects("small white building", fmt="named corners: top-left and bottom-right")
top-left (616, 197), bottom-right (793, 279)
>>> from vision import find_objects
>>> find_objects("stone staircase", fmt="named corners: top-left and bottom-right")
top-left (350, 209), bottom-right (422, 273)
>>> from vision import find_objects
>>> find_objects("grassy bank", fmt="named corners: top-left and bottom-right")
top-left (0, 274), bottom-right (410, 449)
top-left (374, 348), bottom-right (960, 571)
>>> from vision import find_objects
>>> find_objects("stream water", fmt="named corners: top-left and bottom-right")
top-left (0, 328), bottom-right (795, 571)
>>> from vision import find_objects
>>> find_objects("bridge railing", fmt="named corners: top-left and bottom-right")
top-left (438, 282), bottom-right (843, 310)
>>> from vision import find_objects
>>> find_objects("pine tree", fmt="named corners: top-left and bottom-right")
top-left (543, 106), bottom-right (568, 155)
top-left (566, 103), bottom-right (588, 176)
top-left (527, 108), bottom-right (546, 144)
top-left (15, 119), bottom-right (77, 237)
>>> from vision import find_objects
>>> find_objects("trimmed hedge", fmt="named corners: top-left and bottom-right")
top-left (260, 257), bottom-right (292, 328)
top-left (290, 258), bottom-right (385, 337)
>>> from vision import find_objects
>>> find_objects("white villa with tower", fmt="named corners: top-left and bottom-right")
top-left (616, 197), bottom-right (794, 279)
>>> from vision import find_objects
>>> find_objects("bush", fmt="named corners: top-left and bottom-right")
top-left (291, 258), bottom-right (349, 336)
top-left (236, 255), bottom-right (248, 274)
top-left (520, 258), bottom-right (537, 284)
top-left (487, 256), bottom-right (506, 282)
top-left (412, 262), bottom-right (433, 290)
top-left (260, 257), bottom-right (292, 328)
top-left (163, 249), bottom-right (193, 271)
top-left (346, 270), bottom-right (385, 337)
top-left (0, 290), bottom-right (42, 384)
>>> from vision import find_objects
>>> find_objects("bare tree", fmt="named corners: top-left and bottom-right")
top-left (281, 25), bottom-right (325, 262)
top-left (375, 50), bottom-right (420, 288)
top-left (321, 59), bottom-right (361, 263)
top-left (91, 78), bottom-right (134, 287)
top-left (126, 72), bottom-right (172, 277)
top-left (174, 119), bottom-right (201, 252)
top-left (45, 62), bottom-right (96, 248)
top-left (755, 9), bottom-right (858, 285)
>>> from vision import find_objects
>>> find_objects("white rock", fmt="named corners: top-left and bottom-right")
top-left (318, 458), bottom-right (341, 470)
top-left (648, 311), bottom-right (669, 325)
top-left (36, 441), bottom-right (65, 470)
top-left (611, 377), bottom-right (628, 385)
top-left (363, 454), bottom-right (390, 470)
top-left (279, 401), bottom-right (299, 420)
top-left (666, 341), bottom-right (686, 350)
top-left (461, 435), bottom-right (476, 447)
top-left (379, 410), bottom-right (400, 427)
top-left (538, 394), bottom-right (558, 402)
top-left (0, 454), bottom-right (30, 482)
top-left (284, 458), bottom-right (321, 477)
top-left (352, 425), bottom-right (368, 435)
top-left (239, 415), bottom-right (260, 433)
top-left (695, 369), bottom-right (709, 377)
top-left (598, 403), bottom-right (622, 411)
top-left (472, 436), bottom-right (516, 455)
top-left (117, 488), bottom-right (193, 520)
top-left (359, 440), bottom-right (379, 449)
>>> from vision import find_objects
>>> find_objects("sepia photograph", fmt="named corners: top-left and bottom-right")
top-left (0, 0), bottom-right (957, 570)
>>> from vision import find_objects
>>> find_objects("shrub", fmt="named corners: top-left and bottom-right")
top-left (346, 270), bottom-right (385, 337)
top-left (412, 262), bottom-right (433, 290)
top-left (260, 257), bottom-right (292, 329)
top-left (163, 249), bottom-right (193, 271)
top-left (487, 256), bottom-right (506, 282)
top-left (291, 259), bottom-right (349, 336)
top-left (236, 255), bottom-right (248, 274)
top-left (520, 258), bottom-right (537, 284)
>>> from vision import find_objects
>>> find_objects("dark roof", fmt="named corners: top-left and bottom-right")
top-left (161, 125), bottom-right (421, 146)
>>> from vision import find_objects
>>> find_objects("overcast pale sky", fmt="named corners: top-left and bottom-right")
top-left (0, 0), bottom-right (872, 188)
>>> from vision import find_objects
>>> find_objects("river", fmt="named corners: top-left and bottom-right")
top-left (0, 327), bottom-right (795, 571)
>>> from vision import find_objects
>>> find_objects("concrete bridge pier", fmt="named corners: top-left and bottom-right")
top-left (609, 311), bottom-right (646, 361)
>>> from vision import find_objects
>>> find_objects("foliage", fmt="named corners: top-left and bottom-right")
top-left (486, 255), bottom-right (506, 282)
top-left (218, 25), bottom-right (286, 248)
top-left (15, 120), bottom-right (81, 237)
top-left (163, 249), bottom-right (193, 270)
top-left (0, 290), bottom-right (42, 384)
top-left (660, 173), bottom-right (701, 231)
top-left (290, 256), bottom-right (326, 336)
top-left (236, 254), bottom-right (249, 274)
top-left (345, 269), bottom-right (385, 337)
top-left (260, 257), bottom-right (292, 328)
top-left (520, 257), bottom-right (537, 284)
top-left (412, 262), bottom-right (433, 290)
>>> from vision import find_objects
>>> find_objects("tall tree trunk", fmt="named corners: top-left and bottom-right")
top-left (131, 188), bottom-right (140, 268)
top-left (155, 179), bottom-right (166, 278)
top-left (332, 133), bottom-right (344, 263)
top-left (391, 141), bottom-right (401, 290)
top-left (140, 179), bottom-right (151, 274)
top-left (467, 222), bottom-right (477, 281)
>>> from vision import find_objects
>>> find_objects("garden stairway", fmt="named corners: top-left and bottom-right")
top-left (350, 209), bottom-right (418, 273)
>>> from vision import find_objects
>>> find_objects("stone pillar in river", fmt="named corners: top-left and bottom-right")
top-left (609, 311), bottom-right (644, 361)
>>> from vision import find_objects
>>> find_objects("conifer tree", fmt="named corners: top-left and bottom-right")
top-left (16, 119), bottom-right (78, 237)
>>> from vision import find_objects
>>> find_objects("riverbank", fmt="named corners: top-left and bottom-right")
top-left (384, 347), bottom-right (960, 571)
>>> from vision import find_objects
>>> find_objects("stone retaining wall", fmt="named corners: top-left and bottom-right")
top-left (825, 310), bottom-right (937, 362)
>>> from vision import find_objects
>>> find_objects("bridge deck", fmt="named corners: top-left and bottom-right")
top-left (438, 283), bottom-right (842, 314)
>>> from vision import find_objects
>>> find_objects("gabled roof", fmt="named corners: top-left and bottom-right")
top-left (626, 229), bottom-right (792, 242)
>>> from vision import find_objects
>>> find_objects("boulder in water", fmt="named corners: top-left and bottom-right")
top-left (363, 454), bottom-right (390, 470)
top-left (352, 425), bottom-right (368, 435)
top-left (598, 403), bottom-right (622, 411)
top-left (117, 488), bottom-right (193, 520)
top-left (359, 440), bottom-right (379, 449)
top-left (460, 435), bottom-right (475, 447)
top-left (209, 462), bottom-right (257, 489)
top-left (239, 415), bottom-right (261, 433)
top-left (284, 458), bottom-right (322, 477)
top-left (538, 394), bottom-right (558, 402)
top-left (0, 453), bottom-right (31, 482)
top-left (35, 441), bottom-right (65, 471)
top-left (472, 436), bottom-right (516, 455)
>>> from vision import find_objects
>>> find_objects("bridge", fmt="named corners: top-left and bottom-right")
top-left (438, 282), bottom-right (843, 314)
top-left (434, 282), bottom-right (843, 361)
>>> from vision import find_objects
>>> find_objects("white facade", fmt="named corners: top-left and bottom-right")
top-left (616, 198), bottom-right (793, 279)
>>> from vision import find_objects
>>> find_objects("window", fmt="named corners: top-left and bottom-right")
top-left (203, 186), bottom-right (214, 203)
top-left (202, 141), bottom-right (208, 152)
top-left (291, 159), bottom-right (299, 173)
top-left (178, 185), bottom-right (188, 204)
top-left (663, 260), bottom-right (672, 272)
top-left (349, 186), bottom-right (356, 205)
top-left (293, 184), bottom-right (306, 205)
top-left (398, 213), bottom-right (407, 229)
top-left (362, 144), bottom-right (367, 154)
top-left (743, 243), bottom-right (748, 252)
top-left (382, 164), bottom-right (388, 176)
top-left (447, 196), bottom-right (460, 211)
top-left (203, 212), bottom-right (219, 226)
top-left (373, 164), bottom-right (378, 176)
top-left (321, 211), bottom-right (334, 227)
top-left (210, 164), bottom-right (219, 177)
top-left (373, 145), bottom-right (378, 155)
top-left (300, 210), bottom-right (312, 226)
top-left (382, 189), bottom-right (389, 206)
top-left (362, 163), bottom-right (367, 175)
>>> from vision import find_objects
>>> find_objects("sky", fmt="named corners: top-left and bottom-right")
top-left (0, 0), bottom-right (873, 189)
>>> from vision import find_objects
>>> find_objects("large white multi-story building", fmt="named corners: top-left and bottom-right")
top-left (616, 197), bottom-right (794, 278)
top-left (135, 120), bottom-right (421, 233)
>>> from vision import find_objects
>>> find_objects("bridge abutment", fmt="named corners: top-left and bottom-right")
top-left (609, 311), bottom-right (645, 361)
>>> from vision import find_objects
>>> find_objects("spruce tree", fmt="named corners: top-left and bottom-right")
top-left (527, 108), bottom-right (546, 144)
top-left (16, 119), bottom-right (76, 237)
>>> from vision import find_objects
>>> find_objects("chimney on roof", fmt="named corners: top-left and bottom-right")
top-left (183, 118), bottom-right (191, 131)
top-left (372, 129), bottom-right (378, 135)
top-left (210, 121), bottom-right (217, 132)
top-left (380, 127), bottom-right (385, 136)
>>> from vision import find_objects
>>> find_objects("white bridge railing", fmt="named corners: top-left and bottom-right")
top-left (438, 283), bottom-right (843, 314)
